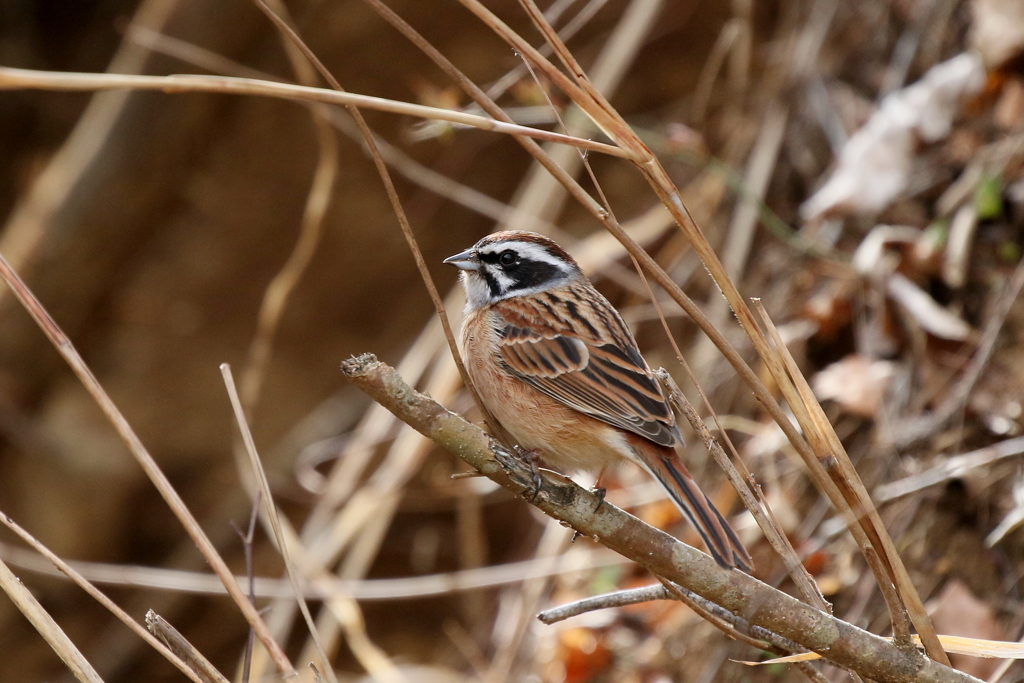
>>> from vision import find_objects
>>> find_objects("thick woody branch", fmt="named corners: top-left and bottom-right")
top-left (340, 354), bottom-right (978, 683)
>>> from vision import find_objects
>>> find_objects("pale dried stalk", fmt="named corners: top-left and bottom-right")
top-left (0, 514), bottom-right (209, 683)
top-left (231, 2), bottom-right (346, 669)
top-left (0, 67), bottom-right (629, 159)
top-left (145, 611), bottom-right (230, 683)
top-left (654, 370), bottom-right (828, 610)
top-left (753, 301), bottom-right (919, 651)
top-left (0, 253), bottom-right (295, 676)
top-left (221, 364), bottom-right (339, 683)
top-left (0, 557), bottom-right (104, 683)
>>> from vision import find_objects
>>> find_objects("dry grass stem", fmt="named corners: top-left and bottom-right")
top-left (0, 557), bottom-right (105, 683)
top-left (0, 67), bottom-right (630, 158)
top-left (0, 539), bottom-right (625, 600)
top-left (655, 369), bottom-right (828, 611)
top-left (0, 513), bottom-right (210, 683)
top-left (145, 611), bottom-right (230, 683)
top-left (0, 252), bottom-right (296, 676)
top-left (753, 300), bottom-right (940, 658)
top-left (220, 363), bottom-right (338, 683)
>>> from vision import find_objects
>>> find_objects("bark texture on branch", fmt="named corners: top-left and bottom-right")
top-left (341, 353), bottom-right (978, 683)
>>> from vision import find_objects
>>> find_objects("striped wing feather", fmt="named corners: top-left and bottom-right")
top-left (493, 292), bottom-right (680, 448)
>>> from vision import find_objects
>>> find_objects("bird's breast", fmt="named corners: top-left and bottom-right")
top-left (460, 307), bottom-right (636, 473)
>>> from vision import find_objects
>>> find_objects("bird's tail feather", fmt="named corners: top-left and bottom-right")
top-left (642, 452), bottom-right (753, 571)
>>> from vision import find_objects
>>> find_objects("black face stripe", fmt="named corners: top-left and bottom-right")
top-left (475, 240), bottom-right (578, 297)
top-left (478, 250), bottom-right (503, 264)
top-left (505, 260), bottom-right (561, 292)
top-left (481, 270), bottom-right (502, 298)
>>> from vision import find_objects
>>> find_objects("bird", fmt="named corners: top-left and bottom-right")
top-left (444, 230), bottom-right (752, 571)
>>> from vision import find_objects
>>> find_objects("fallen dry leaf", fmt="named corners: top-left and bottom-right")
top-left (812, 354), bottom-right (897, 417)
top-left (886, 272), bottom-right (973, 340)
top-left (802, 53), bottom-right (986, 220)
top-left (928, 579), bottom-right (1007, 678)
top-left (971, 0), bottom-right (1024, 68)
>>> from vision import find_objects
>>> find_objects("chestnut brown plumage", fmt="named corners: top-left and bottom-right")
top-left (445, 231), bottom-right (752, 571)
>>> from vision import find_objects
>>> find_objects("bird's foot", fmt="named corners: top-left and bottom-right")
top-left (590, 486), bottom-right (607, 513)
top-left (513, 446), bottom-right (543, 501)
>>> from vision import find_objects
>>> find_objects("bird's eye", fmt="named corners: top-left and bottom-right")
top-left (498, 250), bottom-right (518, 266)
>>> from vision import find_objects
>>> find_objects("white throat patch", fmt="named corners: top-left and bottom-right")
top-left (461, 270), bottom-right (494, 312)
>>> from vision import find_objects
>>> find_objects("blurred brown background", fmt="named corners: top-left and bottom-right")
top-left (2, 0), bottom-right (1024, 681)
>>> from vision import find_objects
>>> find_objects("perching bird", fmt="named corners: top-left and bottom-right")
top-left (445, 231), bottom-right (751, 570)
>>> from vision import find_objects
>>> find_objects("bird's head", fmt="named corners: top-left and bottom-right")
top-left (444, 231), bottom-right (582, 310)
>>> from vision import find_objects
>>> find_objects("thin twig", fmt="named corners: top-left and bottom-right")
top-left (0, 513), bottom-right (210, 683)
top-left (875, 437), bottom-right (1024, 502)
top-left (0, 67), bottom-right (631, 158)
top-left (146, 611), bottom-right (230, 683)
top-left (237, 491), bottom-right (262, 683)
top-left (221, 363), bottom-right (339, 683)
top-left (0, 540), bottom-right (627, 599)
top-left (0, 557), bottom-right (105, 683)
top-left (538, 583), bottom-right (670, 624)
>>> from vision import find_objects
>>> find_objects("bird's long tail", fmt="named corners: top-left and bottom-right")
top-left (640, 449), bottom-right (753, 571)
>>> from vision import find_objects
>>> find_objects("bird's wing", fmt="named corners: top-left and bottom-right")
top-left (491, 287), bottom-right (680, 447)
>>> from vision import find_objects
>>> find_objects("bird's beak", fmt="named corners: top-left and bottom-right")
top-left (443, 248), bottom-right (480, 271)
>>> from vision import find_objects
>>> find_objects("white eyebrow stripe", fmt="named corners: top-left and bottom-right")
top-left (480, 241), bottom-right (567, 269)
